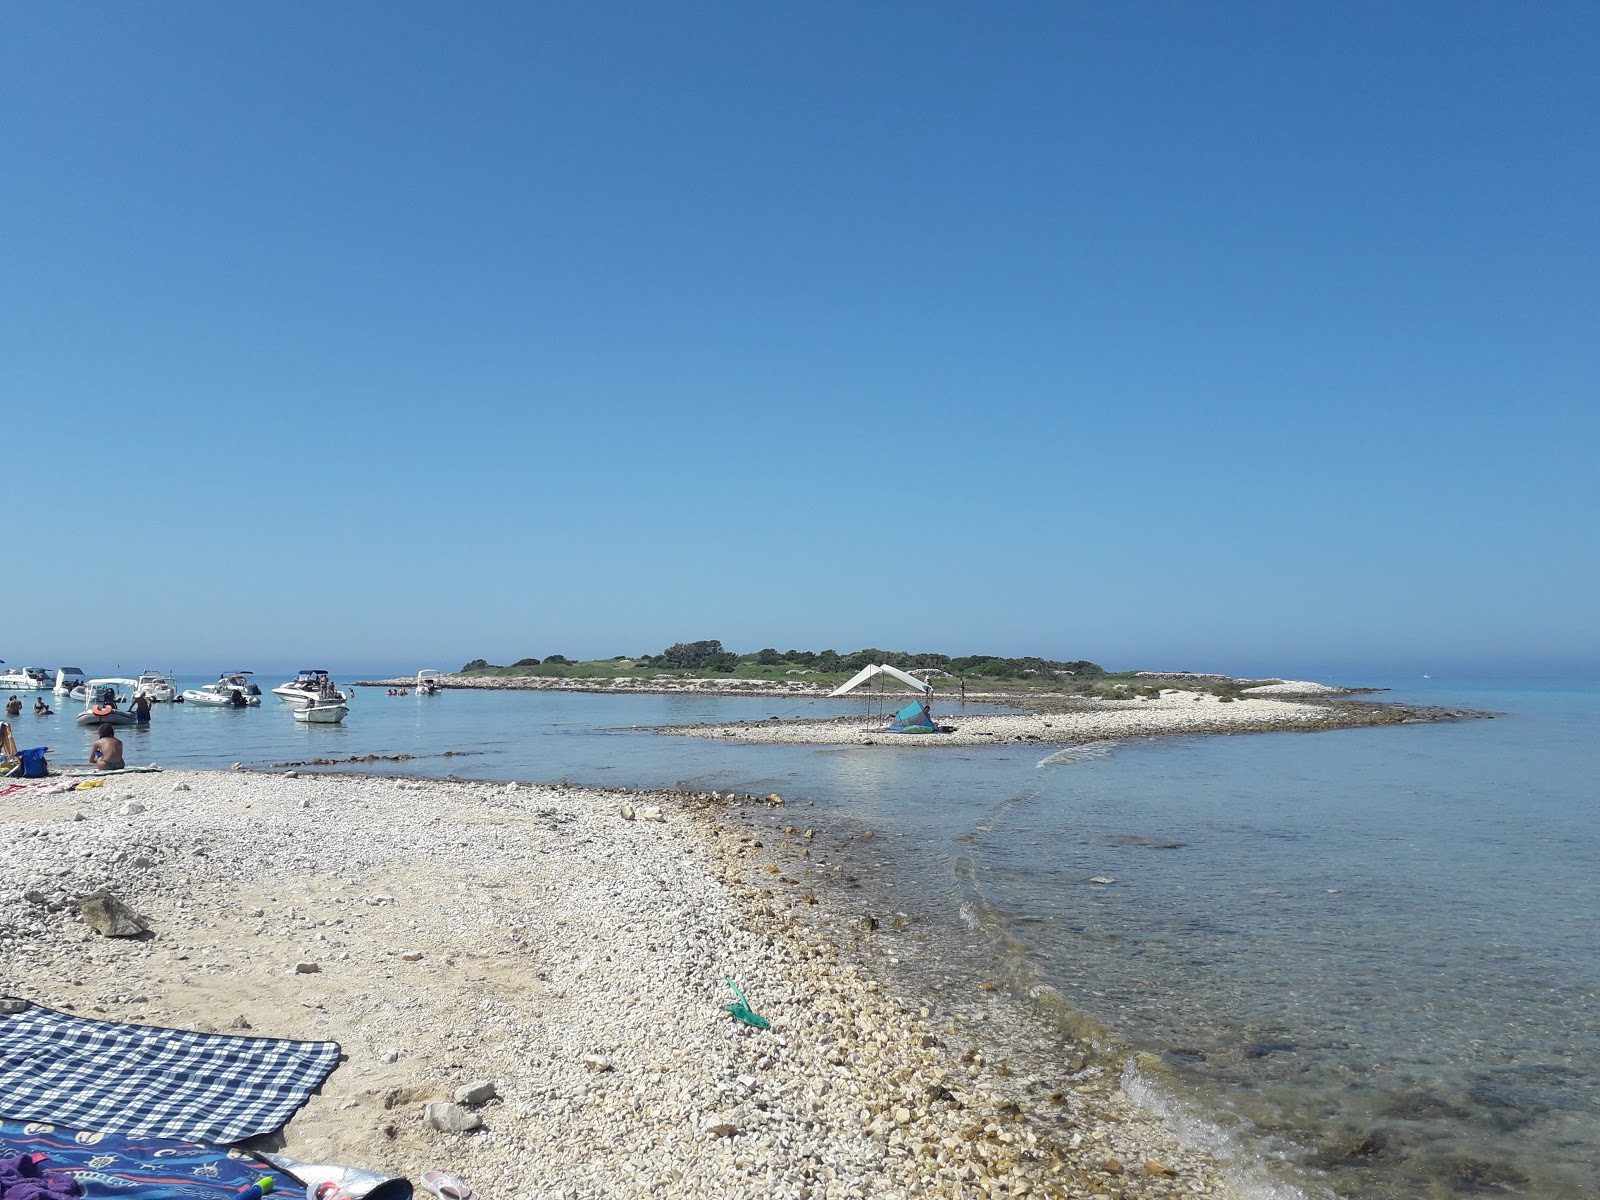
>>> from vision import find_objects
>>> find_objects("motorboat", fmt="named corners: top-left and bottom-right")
top-left (223, 670), bottom-right (263, 697)
top-left (272, 669), bottom-right (350, 706)
top-left (181, 676), bottom-right (261, 707)
top-left (53, 667), bottom-right (88, 697)
top-left (293, 697), bottom-right (349, 724)
top-left (0, 664), bottom-right (52, 691)
top-left (75, 679), bottom-right (139, 726)
top-left (416, 669), bottom-right (444, 696)
top-left (134, 671), bottom-right (179, 703)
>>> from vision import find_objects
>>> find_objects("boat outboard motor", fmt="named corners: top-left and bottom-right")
top-left (230, 689), bottom-right (247, 708)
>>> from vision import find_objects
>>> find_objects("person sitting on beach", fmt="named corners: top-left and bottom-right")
top-left (34, 697), bottom-right (51, 715)
top-left (4, 696), bottom-right (20, 718)
top-left (90, 723), bottom-right (125, 771)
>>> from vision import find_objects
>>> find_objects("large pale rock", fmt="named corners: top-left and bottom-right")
top-left (423, 1101), bottom-right (483, 1133)
top-left (77, 891), bottom-right (148, 937)
top-left (454, 1079), bottom-right (498, 1107)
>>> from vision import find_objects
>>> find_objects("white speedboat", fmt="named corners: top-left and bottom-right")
top-left (293, 698), bottom-right (349, 724)
top-left (75, 678), bottom-right (139, 726)
top-left (222, 670), bottom-right (263, 698)
top-left (134, 671), bottom-right (179, 703)
top-left (0, 664), bottom-right (52, 691)
top-left (272, 669), bottom-right (350, 706)
top-left (416, 669), bottom-right (443, 696)
top-left (181, 676), bottom-right (261, 707)
top-left (54, 667), bottom-right (88, 697)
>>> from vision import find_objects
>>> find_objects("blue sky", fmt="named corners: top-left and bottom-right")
top-left (6, 2), bottom-right (1596, 678)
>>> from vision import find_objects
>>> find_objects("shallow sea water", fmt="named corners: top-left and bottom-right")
top-left (14, 676), bottom-right (1597, 1199)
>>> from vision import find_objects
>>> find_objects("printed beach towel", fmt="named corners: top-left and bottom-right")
top-left (0, 1119), bottom-right (301, 1200)
top-left (0, 1000), bottom-right (340, 1144)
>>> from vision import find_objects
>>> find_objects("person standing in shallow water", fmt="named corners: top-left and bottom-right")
top-left (90, 723), bottom-right (124, 770)
top-left (4, 695), bottom-right (19, 718)
top-left (131, 692), bottom-right (152, 723)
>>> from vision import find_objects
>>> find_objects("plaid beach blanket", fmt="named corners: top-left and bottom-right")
top-left (0, 1000), bottom-right (340, 1144)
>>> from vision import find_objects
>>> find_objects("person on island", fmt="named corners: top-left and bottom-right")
top-left (4, 696), bottom-right (20, 718)
top-left (131, 692), bottom-right (153, 723)
top-left (90, 723), bottom-right (125, 771)
top-left (34, 697), bottom-right (52, 715)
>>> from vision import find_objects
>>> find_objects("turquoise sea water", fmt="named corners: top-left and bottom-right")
top-left (12, 676), bottom-right (1596, 1198)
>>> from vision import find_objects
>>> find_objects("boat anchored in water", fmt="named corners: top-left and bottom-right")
top-left (181, 674), bottom-right (261, 707)
top-left (134, 671), bottom-right (179, 703)
top-left (222, 670), bottom-right (263, 698)
top-left (293, 697), bottom-right (349, 724)
top-left (272, 669), bottom-right (350, 706)
top-left (53, 667), bottom-right (88, 699)
top-left (416, 669), bottom-right (443, 696)
top-left (0, 664), bottom-right (52, 691)
top-left (75, 679), bottom-right (139, 726)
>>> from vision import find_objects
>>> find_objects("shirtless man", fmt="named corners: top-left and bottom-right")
top-left (4, 696), bottom-right (20, 718)
top-left (90, 723), bottom-right (125, 771)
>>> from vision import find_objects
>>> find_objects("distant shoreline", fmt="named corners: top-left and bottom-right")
top-left (352, 673), bottom-right (1490, 747)
top-left (651, 692), bottom-right (1488, 748)
top-left (355, 671), bottom-right (1372, 702)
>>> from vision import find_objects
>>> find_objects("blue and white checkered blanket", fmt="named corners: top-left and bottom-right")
top-left (0, 999), bottom-right (341, 1143)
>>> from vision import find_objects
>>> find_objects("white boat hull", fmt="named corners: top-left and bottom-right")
top-left (182, 688), bottom-right (260, 707)
top-left (294, 703), bottom-right (349, 724)
top-left (276, 687), bottom-right (350, 706)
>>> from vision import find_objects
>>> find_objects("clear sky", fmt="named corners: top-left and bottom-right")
top-left (6, 2), bottom-right (1596, 679)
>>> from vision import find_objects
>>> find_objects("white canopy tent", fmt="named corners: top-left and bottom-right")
top-left (828, 663), bottom-right (934, 699)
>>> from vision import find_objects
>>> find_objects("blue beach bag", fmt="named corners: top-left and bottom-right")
top-left (18, 747), bottom-right (48, 778)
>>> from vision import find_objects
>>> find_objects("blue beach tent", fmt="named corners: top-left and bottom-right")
top-left (885, 700), bottom-right (937, 734)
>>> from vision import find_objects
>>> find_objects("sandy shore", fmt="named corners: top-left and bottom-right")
top-left (1, 769), bottom-right (1246, 1200)
top-left (656, 689), bottom-right (1467, 748)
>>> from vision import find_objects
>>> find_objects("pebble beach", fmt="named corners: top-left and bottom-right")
top-left (658, 688), bottom-right (1468, 748)
top-left (1, 768), bottom-right (1244, 1200)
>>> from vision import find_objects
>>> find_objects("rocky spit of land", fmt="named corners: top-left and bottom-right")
top-left (1, 769), bottom-right (1247, 1200)
top-left (359, 674), bottom-right (1373, 704)
top-left (655, 689), bottom-right (1476, 748)
top-left (360, 674), bottom-right (834, 696)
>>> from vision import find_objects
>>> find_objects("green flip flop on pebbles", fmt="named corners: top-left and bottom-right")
top-left (724, 977), bottom-right (770, 1029)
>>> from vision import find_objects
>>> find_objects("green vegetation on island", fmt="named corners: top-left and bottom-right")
top-left (457, 642), bottom-right (1279, 700)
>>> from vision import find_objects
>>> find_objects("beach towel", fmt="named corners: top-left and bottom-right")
top-left (0, 1000), bottom-right (340, 1144)
top-left (0, 1120), bottom-right (301, 1200)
